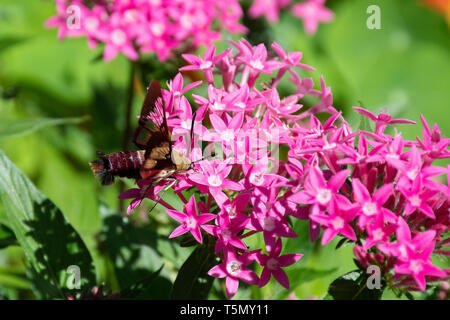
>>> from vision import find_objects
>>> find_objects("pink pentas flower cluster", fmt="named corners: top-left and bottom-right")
top-left (45, 0), bottom-right (246, 62)
top-left (121, 39), bottom-right (449, 298)
top-left (248, 0), bottom-right (334, 35)
top-left (287, 106), bottom-right (450, 292)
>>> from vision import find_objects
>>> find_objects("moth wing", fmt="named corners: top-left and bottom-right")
top-left (133, 80), bottom-right (172, 152)
top-left (172, 149), bottom-right (191, 170)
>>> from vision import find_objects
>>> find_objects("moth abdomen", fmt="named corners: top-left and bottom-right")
top-left (89, 150), bottom-right (145, 185)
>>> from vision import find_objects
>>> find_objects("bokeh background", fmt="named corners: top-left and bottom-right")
top-left (0, 0), bottom-right (448, 299)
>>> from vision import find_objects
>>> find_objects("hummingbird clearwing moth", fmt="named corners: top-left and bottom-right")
top-left (89, 79), bottom-right (194, 186)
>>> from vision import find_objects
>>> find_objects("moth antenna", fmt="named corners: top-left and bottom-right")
top-left (189, 154), bottom-right (216, 170)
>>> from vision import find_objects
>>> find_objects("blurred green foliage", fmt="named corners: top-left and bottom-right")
top-left (0, 0), bottom-right (448, 300)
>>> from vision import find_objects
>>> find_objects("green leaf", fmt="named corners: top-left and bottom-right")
top-left (0, 149), bottom-right (96, 299)
top-left (0, 35), bottom-right (30, 52)
top-left (335, 237), bottom-right (349, 250)
top-left (0, 116), bottom-right (90, 139)
top-left (99, 213), bottom-right (175, 298)
top-left (328, 270), bottom-right (384, 300)
top-left (0, 265), bottom-right (30, 290)
top-left (119, 264), bottom-right (164, 299)
top-left (0, 235), bottom-right (17, 249)
top-left (271, 267), bottom-right (337, 299)
top-left (0, 224), bottom-right (17, 248)
top-left (171, 243), bottom-right (217, 300)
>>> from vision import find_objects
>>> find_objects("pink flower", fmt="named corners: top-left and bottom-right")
top-left (248, 0), bottom-right (292, 23)
top-left (189, 159), bottom-right (243, 205)
top-left (384, 219), bottom-right (447, 291)
top-left (398, 177), bottom-right (437, 219)
top-left (208, 248), bottom-right (259, 299)
top-left (118, 180), bottom-right (168, 215)
top-left (209, 112), bottom-right (244, 151)
top-left (109, 39), bottom-right (449, 299)
top-left (417, 114), bottom-right (450, 161)
top-left (362, 214), bottom-right (396, 250)
top-left (394, 252), bottom-right (446, 291)
top-left (45, 0), bottom-right (85, 40)
top-left (291, 0), bottom-right (334, 35)
top-left (180, 46), bottom-right (230, 84)
top-left (271, 42), bottom-right (315, 71)
top-left (248, 190), bottom-right (297, 251)
top-left (238, 43), bottom-right (284, 74)
top-left (47, 0), bottom-right (245, 62)
top-left (378, 218), bottom-right (437, 262)
top-left (166, 73), bottom-right (202, 102)
top-left (166, 196), bottom-right (216, 244)
top-left (351, 178), bottom-right (396, 228)
top-left (288, 166), bottom-right (350, 211)
top-left (102, 23), bottom-right (139, 61)
top-left (256, 238), bottom-right (303, 289)
top-left (247, 0), bottom-right (335, 35)
top-left (202, 214), bottom-right (248, 253)
top-left (310, 197), bottom-right (359, 245)
top-left (353, 106), bottom-right (416, 135)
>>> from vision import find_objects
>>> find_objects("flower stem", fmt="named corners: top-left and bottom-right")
top-left (241, 230), bottom-right (257, 239)
top-left (178, 192), bottom-right (188, 204)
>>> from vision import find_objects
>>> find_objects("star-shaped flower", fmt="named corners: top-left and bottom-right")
top-left (166, 196), bottom-right (216, 244)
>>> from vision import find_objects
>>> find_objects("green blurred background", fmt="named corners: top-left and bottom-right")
top-left (0, 0), bottom-right (448, 299)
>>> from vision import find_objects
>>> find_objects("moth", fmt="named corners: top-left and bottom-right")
top-left (89, 79), bottom-right (194, 186)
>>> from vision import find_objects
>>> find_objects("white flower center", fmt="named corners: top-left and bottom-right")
top-left (386, 153), bottom-right (399, 160)
top-left (226, 260), bottom-right (242, 276)
top-left (185, 217), bottom-right (196, 229)
top-left (331, 216), bottom-right (344, 230)
top-left (250, 172), bottom-right (265, 186)
top-left (316, 188), bottom-right (332, 205)
top-left (181, 119), bottom-right (191, 129)
top-left (200, 60), bottom-right (212, 70)
top-left (221, 227), bottom-right (232, 239)
top-left (227, 206), bottom-right (237, 218)
top-left (234, 102), bottom-right (246, 109)
top-left (323, 142), bottom-right (336, 150)
top-left (267, 258), bottom-right (279, 270)
top-left (150, 22), bottom-right (165, 36)
top-left (84, 17), bottom-right (99, 31)
top-left (222, 129), bottom-right (234, 142)
top-left (410, 195), bottom-right (422, 207)
top-left (212, 101), bottom-right (226, 110)
top-left (111, 29), bottom-right (126, 46)
top-left (250, 59), bottom-right (264, 70)
top-left (362, 202), bottom-right (378, 216)
top-left (407, 168), bottom-right (419, 180)
top-left (409, 259), bottom-right (423, 274)
top-left (399, 244), bottom-right (408, 259)
top-left (180, 14), bottom-right (193, 28)
top-left (263, 129), bottom-right (273, 140)
top-left (372, 228), bottom-right (384, 241)
top-left (262, 216), bottom-right (276, 231)
top-left (208, 174), bottom-right (222, 187)
top-left (304, 3), bottom-right (317, 16)
top-left (124, 9), bottom-right (138, 23)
